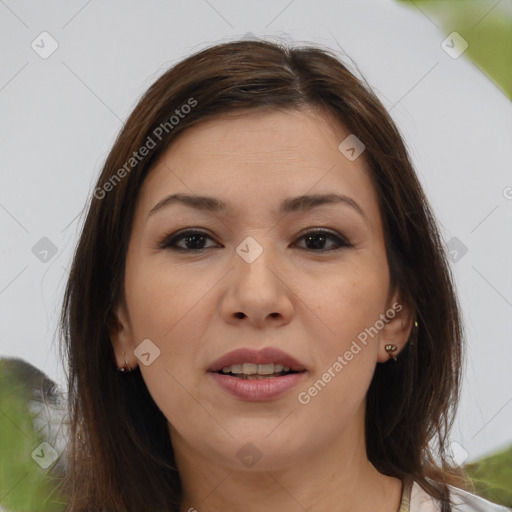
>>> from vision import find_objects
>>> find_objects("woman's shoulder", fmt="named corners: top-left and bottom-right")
top-left (408, 480), bottom-right (511, 512)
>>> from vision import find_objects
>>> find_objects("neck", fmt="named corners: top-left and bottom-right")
top-left (172, 412), bottom-right (403, 512)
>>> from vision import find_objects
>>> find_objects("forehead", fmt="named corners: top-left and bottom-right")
top-left (137, 108), bottom-right (380, 225)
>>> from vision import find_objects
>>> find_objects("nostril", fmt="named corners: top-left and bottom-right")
top-left (235, 312), bottom-right (245, 319)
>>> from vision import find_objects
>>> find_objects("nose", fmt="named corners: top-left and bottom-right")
top-left (220, 246), bottom-right (294, 329)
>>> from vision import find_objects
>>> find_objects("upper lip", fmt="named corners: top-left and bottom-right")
top-left (208, 347), bottom-right (307, 372)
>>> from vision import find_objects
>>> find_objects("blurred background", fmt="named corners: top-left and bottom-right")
top-left (1, 0), bottom-right (511, 509)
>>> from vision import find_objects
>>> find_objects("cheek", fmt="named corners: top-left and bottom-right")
top-left (125, 258), bottom-right (211, 341)
top-left (305, 255), bottom-right (389, 357)
top-left (294, 264), bottom-right (387, 418)
top-left (124, 259), bottom-right (219, 405)
top-left (123, 262), bottom-right (215, 432)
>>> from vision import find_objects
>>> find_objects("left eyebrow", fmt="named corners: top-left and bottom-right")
top-left (147, 192), bottom-right (367, 223)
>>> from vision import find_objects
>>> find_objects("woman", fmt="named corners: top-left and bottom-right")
top-left (60, 38), bottom-right (510, 511)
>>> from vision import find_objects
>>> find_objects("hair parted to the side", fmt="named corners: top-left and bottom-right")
top-left (60, 38), bottom-right (472, 511)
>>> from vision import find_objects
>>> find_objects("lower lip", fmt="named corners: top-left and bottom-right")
top-left (208, 372), bottom-right (307, 402)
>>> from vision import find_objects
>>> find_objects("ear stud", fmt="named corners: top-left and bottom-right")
top-left (117, 351), bottom-right (132, 372)
top-left (385, 344), bottom-right (398, 362)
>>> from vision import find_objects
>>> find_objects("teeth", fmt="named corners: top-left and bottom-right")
top-left (257, 363), bottom-right (274, 375)
top-left (220, 362), bottom-right (294, 376)
top-left (231, 364), bottom-right (243, 374)
top-left (243, 363), bottom-right (258, 375)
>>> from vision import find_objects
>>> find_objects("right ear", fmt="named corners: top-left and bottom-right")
top-left (107, 299), bottom-right (139, 371)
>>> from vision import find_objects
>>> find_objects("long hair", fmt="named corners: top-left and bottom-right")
top-left (60, 38), bottom-right (470, 511)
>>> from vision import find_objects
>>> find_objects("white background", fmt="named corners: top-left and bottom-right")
top-left (1, 0), bottom-right (511, 463)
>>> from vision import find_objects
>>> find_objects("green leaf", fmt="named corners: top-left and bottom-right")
top-left (395, 0), bottom-right (512, 100)
top-left (0, 359), bottom-right (67, 512)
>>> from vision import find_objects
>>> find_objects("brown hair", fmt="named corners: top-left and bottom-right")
top-left (60, 38), bottom-right (472, 511)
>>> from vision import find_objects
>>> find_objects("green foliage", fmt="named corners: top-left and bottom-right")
top-left (0, 359), bottom-right (67, 511)
top-left (464, 444), bottom-right (512, 509)
top-left (396, 0), bottom-right (512, 100)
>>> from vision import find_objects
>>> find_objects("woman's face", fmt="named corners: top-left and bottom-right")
top-left (110, 107), bottom-right (412, 471)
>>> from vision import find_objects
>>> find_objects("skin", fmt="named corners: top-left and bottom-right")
top-left (109, 107), bottom-right (414, 512)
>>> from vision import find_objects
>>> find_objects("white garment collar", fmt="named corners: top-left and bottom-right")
top-left (408, 480), bottom-right (511, 512)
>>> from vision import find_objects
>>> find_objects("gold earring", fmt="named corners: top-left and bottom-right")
top-left (117, 351), bottom-right (132, 372)
top-left (409, 320), bottom-right (419, 347)
top-left (385, 344), bottom-right (398, 362)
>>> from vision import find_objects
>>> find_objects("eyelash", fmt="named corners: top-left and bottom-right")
top-left (158, 228), bottom-right (353, 253)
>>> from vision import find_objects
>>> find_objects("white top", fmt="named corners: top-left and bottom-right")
top-left (402, 480), bottom-right (511, 512)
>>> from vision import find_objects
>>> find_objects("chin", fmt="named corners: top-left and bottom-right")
top-left (202, 424), bottom-right (310, 471)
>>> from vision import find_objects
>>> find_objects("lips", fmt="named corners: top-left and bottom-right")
top-left (207, 347), bottom-right (307, 401)
top-left (207, 347), bottom-right (307, 373)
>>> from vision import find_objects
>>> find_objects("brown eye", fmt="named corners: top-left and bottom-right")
top-left (294, 229), bottom-right (352, 252)
top-left (159, 230), bottom-right (220, 251)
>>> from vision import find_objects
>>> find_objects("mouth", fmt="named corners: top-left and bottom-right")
top-left (207, 347), bottom-right (308, 401)
top-left (208, 346), bottom-right (307, 374)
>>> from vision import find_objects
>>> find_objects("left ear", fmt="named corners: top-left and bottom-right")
top-left (377, 296), bottom-right (414, 363)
